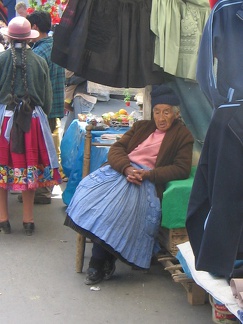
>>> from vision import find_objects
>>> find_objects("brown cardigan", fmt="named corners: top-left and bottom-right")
top-left (108, 119), bottom-right (194, 199)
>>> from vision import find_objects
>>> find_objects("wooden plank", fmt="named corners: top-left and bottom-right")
top-left (76, 125), bottom-right (94, 273)
top-left (76, 234), bottom-right (86, 273)
top-left (185, 282), bottom-right (208, 305)
top-left (156, 251), bottom-right (208, 305)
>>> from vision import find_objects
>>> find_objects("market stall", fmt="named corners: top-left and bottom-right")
top-left (56, 0), bottom-right (237, 317)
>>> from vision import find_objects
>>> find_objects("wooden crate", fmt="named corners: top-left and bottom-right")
top-left (159, 227), bottom-right (189, 256)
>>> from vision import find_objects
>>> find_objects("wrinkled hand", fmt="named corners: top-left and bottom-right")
top-left (124, 166), bottom-right (149, 185)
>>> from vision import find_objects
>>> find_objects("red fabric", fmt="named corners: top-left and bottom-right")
top-left (0, 116), bottom-right (61, 190)
top-left (0, 116), bottom-right (50, 168)
top-left (209, 0), bottom-right (218, 8)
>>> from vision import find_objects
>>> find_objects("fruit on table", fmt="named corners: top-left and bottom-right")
top-left (78, 114), bottom-right (87, 121)
top-left (102, 112), bottom-right (115, 120)
top-left (102, 109), bottom-right (133, 127)
top-left (118, 108), bottom-right (128, 115)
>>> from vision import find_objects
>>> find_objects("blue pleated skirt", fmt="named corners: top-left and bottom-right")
top-left (65, 163), bottom-right (161, 269)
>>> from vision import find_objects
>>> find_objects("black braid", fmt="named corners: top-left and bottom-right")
top-left (21, 42), bottom-right (29, 98)
top-left (9, 41), bottom-right (31, 109)
top-left (9, 40), bottom-right (17, 104)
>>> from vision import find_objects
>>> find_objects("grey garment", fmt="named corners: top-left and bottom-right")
top-left (35, 186), bottom-right (53, 199)
top-left (64, 96), bottom-right (95, 132)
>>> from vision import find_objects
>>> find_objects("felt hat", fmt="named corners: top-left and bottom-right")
top-left (151, 84), bottom-right (180, 108)
top-left (1, 16), bottom-right (39, 40)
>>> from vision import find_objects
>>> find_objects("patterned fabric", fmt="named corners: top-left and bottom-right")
top-left (0, 112), bottom-right (61, 191)
top-left (32, 37), bottom-right (65, 118)
top-left (151, 0), bottom-right (210, 81)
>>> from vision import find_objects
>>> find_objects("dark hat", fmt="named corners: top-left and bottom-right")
top-left (150, 84), bottom-right (180, 108)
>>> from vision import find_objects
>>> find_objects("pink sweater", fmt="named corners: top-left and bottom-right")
top-left (128, 129), bottom-right (165, 169)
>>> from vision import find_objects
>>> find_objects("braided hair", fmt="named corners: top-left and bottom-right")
top-left (9, 40), bottom-right (31, 110)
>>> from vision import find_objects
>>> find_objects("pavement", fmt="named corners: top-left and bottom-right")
top-left (0, 98), bottom-right (213, 324)
top-left (0, 186), bottom-right (212, 324)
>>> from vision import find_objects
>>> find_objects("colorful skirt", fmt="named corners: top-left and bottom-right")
top-left (65, 163), bottom-right (161, 269)
top-left (0, 109), bottom-right (62, 191)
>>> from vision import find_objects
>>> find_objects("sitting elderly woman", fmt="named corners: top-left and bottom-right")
top-left (64, 84), bottom-right (194, 285)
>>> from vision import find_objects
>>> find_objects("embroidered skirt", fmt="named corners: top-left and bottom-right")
top-left (64, 164), bottom-right (161, 269)
top-left (0, 113), bottom-right (62, 191)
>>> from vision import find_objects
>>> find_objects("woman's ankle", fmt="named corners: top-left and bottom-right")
top-left (0, 218), bottom-right (9, 223)
top-left (23, 219), bottom-right (34, 224)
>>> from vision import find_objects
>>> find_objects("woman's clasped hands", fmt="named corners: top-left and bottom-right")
top-left (124, 166), bottom-right (149, 185)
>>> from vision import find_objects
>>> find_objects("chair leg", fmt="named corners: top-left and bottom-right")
top-left (76, 233), bottom-right (86, 273)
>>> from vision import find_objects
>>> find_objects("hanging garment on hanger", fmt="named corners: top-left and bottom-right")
top-left (176, 0), bottom-right (210, 80)
top-left (151, 0), bottom-right (182, 77)
top-left (52, 0), bottom-right (165, 88)
top-left (151, 0), bottom-right (210, 81)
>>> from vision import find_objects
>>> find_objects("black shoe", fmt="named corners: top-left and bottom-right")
top-left (103, 258), bottom-right (116, 280)
top-left (0, 220), bottom-right (11, 234)
top-left (33, 197), bottom-right (51, 204)
top-left (85, 267), bottom-right (104, 285)
top-left (23, 222), bottom-right (35, 236)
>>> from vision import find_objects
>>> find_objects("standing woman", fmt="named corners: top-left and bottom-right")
top-left (0, 17), bottom-right (61, 235)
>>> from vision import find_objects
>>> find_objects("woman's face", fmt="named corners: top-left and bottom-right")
top-left (153, 104), bottom-right (179, 132)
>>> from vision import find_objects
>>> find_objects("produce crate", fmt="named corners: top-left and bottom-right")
top-left (159, 227), bottom-right (189, 256)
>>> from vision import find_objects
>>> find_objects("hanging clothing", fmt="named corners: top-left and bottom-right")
top-left (186, 103), bottom-right (243, 278)
top-left (51, 0), bottom-right (165, 88)
top-left (186, 0), bottom-right (243, 278)
top-left (196, 0), bottom-right (243, 108)
top-left (150, 0), bottom-right (210, 81)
